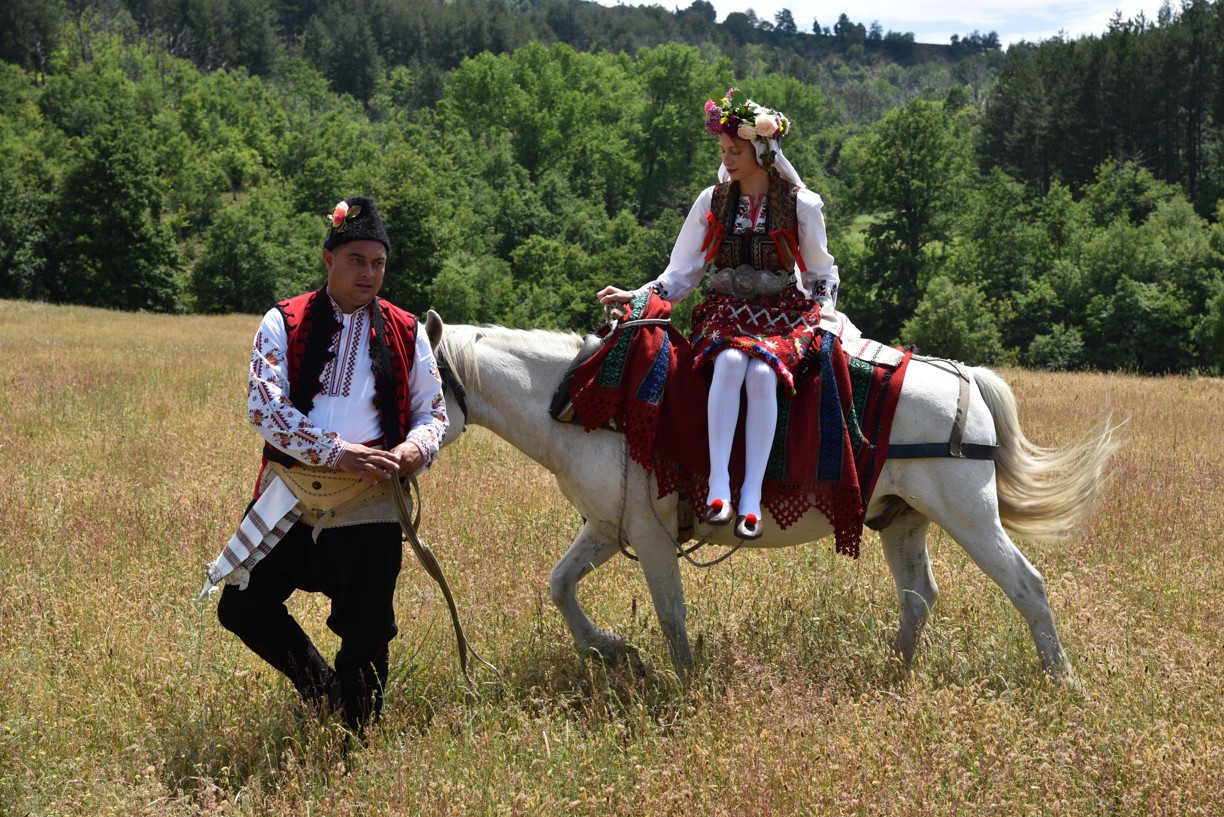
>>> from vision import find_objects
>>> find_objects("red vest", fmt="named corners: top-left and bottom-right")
top-left (263, 287), bottom-right (419, 468)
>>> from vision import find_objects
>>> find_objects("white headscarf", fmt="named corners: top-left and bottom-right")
top-left (718, 137), bottom-right (805, 189)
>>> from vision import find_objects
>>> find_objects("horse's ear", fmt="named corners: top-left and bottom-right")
top-left (425, 309), bottom-right (443, 350)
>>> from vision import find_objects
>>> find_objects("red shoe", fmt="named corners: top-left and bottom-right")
top-left (734, 513), bottom-right (763, 541)
top-left (706, 498), bottom-right (733, 526)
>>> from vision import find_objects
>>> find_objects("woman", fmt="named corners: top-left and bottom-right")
top-left (597, 89), bottom-right (839, 541)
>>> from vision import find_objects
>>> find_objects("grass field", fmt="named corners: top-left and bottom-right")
top-left (1, 299), bottom-right (1221, 816)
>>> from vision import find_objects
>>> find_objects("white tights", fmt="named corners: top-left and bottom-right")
top-left (706, 348), bottom-right (778, 519)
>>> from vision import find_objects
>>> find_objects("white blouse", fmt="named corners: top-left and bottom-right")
top-left (639, 186), bottom-right (839, 304)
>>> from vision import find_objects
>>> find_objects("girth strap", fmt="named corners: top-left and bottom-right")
top-left (885, 441), bottom-right (998, 460)
top-left (887, 359), bottom-right (997, 461)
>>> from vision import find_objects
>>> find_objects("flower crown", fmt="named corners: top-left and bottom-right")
top-left (704, 88), bottom-right (791, 173)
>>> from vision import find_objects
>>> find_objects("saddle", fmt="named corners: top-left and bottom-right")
top-left (548, 332), bottom-right (605, 423)
top-left (555, 292), bottom-right (913, 557)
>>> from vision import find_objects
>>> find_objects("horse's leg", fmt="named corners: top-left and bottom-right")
top-left (630, 527), bottom-right (693, 671)
top-left (958, 521), bottom-right (1076, 685)
top-left (877, 505), bottom-right (937, 664)
top-left (548, 520), bottom-right (629, 662)
top-left (916, 471), bottom-right (1077, 685)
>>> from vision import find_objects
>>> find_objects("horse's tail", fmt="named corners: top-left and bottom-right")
top-left (974, 368), bottom-right (1121, 542)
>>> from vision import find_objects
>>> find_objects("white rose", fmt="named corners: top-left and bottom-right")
top-left (736, 123), bottom-right (757, 140)
top-left (755, 115), bottom-right (778, 138)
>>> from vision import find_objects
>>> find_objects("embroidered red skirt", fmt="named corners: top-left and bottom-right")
top-left (690, 287), bottom-right (823, 392)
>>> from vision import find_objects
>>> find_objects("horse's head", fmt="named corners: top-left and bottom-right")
top-left (426, 309), bottom-right (471, 446)
top-left (427, 315), bottom-right (585, 448)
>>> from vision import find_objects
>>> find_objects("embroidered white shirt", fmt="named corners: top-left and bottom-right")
top-left (247, 293), bottom-right (448, 468)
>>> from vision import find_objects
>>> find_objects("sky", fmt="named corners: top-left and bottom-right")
top-left (589, 0), bottom-right (1177, 46)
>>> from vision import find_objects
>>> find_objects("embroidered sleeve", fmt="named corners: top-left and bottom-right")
top-left (635, 187), bottom-right (716, 303)
top-left (403, 334), bottom-right (448, 468)
top-left (795, 189), bottom-right (839, 305)
top-left (247, 309), bottom-right (347, 468)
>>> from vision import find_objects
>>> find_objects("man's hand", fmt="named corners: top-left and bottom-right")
top-left (337, 443), bottom-right (402, 484)
top-left (390, 441), bottom-right (425, 475)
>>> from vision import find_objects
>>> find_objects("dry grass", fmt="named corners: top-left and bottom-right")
top-left (1, 299), bottom-right (1221, 815)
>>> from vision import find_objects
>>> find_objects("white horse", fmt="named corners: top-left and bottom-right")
top-left (424, 313), bottom-right (1118, 685)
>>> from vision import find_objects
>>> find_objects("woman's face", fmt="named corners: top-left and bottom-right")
top-left (719, 133), bottom-right (766, 184)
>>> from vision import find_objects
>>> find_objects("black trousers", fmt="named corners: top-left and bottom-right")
top-left (217, 520), bottom-right (403, 733)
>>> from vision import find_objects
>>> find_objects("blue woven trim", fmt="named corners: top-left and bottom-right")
top-left (635, 331), bottom-right (670, 406)
top-left (817, 333), bottom-right (844, 482)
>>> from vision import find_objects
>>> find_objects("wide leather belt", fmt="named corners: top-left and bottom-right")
top-left (708, 263), bottom-right (796, 300)
top-left (265, 461), bottom-right (398, 538)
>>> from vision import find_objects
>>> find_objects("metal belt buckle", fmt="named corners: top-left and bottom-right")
top-left (710, 264), bottom-right (792, 299)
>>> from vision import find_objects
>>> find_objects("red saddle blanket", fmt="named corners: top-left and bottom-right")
top-left (569, 292), bottom-right (911, 558)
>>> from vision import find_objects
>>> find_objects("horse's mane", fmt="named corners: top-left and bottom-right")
top-left (438, 323), bottom-right (583, 388)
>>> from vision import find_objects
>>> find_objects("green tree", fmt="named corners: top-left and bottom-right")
top-left (847, 100), bottom-right (965, 340)
top-left (426, 253), bottom-right (514, 325)
top-left (900, 276), bottom-right (1003, 365)
top-left (633, 44), bottom-right (724, 217)
top-left (302, 2), bottom-right (383, 100)
top-left (1193, 280), bottom-right (1224, 374)
top-left (189, 188), bottom-right (321, 314)
top-left (505, 235), bottom-right (595, 330)
top-left (0, 0), bottom-right (66, 76)
top-left (1025, 323), bottom-right (1085, 370)
top-left (0, 65), bottom-right (57, 300)
top-left (49, 123), bottom-right (182, 312)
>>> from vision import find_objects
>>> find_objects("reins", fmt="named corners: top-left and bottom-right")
top-left (404, 343), bottom-right (498, 685)
top-left (611, 431), bottom-right (746, 569)
top-left (391, 472), bottom-right (497, 685)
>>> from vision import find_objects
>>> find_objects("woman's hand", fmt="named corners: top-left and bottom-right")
top-left (597, 286), bottom-right (635, 305)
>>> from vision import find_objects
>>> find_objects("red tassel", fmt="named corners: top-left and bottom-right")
top-left (701, 212), bottom-right (724, 262)
top-left (769, 228), bottom-right (807, 272)
top-left (745, 513), bottom-right (759, 526)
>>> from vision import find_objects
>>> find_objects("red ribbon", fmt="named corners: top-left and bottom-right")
top-left (700, 212), bottom-right (724, 262)
top-left (769, 227), bottom-right (807, 272)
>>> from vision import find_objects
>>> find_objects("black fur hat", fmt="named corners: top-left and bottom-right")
top-left (322, 196), bottom-right (391, 254)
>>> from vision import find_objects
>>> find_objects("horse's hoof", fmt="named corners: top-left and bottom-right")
top-left (584, 638), bottom-right (639, 669)
top-left (734, 513), bottom-right (763, 540)
top-left (706, 499), bottom-right (733, 526)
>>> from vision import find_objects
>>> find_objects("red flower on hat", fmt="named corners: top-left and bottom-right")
top-left (324, 201), bottom-right (363, 233)
top-left (330, 201), bottom-right (349, 228)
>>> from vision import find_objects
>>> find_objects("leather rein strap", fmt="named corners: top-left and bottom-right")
top-left (886, 357), bottom-right (998, 461)
top-left (391, 473), bottom-right (495, 683)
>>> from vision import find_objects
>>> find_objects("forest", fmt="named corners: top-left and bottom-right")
top-left (1, 0), bottom-right (1223, 373)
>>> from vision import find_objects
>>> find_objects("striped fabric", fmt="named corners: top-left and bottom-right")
top-left (195, 477), bottom-right (301, 600)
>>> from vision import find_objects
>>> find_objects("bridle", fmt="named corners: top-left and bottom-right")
top-left (435, 345), bottom-right (469, 435)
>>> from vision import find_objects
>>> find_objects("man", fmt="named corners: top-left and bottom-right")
top-left (204, 195), bottom-right (447, 735)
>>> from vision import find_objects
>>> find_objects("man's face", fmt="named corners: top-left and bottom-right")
top-left (323, 240), bottom-right (387, 314)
